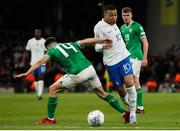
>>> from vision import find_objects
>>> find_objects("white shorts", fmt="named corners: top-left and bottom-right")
top-left (130, 58), bottom-right (142, 78)
top-left (59, 65), bottom-right (102, 89)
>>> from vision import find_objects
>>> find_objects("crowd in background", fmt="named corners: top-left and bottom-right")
top-left (0, 31), bottom-right (179, 93)
top-left (0, 0), bottom-right (150, 92)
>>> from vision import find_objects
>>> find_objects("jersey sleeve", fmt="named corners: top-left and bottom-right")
top-left (94, 26), bottom-right (103, 52)
top-left (136, 24), bottom-right (146, 39)
top-left (26, 40), bottom-right (31, 51)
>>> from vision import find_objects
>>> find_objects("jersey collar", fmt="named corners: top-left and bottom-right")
top-left (126, 21), bottom-right (134, 28)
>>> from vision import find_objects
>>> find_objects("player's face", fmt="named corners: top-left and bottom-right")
top-left (122, 12), bottom-right (132, 25)
top-left (34, 30), bottom-right (42, 40)
top-left (104, 10), bottom-right (117, 25)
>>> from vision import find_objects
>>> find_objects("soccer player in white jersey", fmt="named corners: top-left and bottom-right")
top-left (94, 4), bottom-right (137, 124)
top-left (21, 29), bottom-right (46, 100)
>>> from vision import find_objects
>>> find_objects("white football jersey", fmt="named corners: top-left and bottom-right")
top-left (26, 38), bottom-right (46, 65)
top-left (94, 19), bottom-right (130, 66)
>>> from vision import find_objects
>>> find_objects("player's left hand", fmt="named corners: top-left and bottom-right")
top-left (102, 39), bottom-right (113, 49)
top-left (142, 58), bottom-right (148, 67)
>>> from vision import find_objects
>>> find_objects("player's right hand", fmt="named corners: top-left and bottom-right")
top-left (102, 43), bottom-right (112, 49)
top-left (14, 73), bottom-right (27, 78)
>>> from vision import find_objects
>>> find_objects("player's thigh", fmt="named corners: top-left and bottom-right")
top-left (59, 74), bottom-right (77, 89)
top-left (58, 66), bottom-right (97, 89)
top-left (57, 66), bottom-right (96, 89)
top-left (81, 66), bottom-right (102, 89)
top-left (86, 78), bottom-right (107, 99)
top-left (130, 59), bottom-right (142, 78)
top-left (105, 64), bottom-right (122, 87)
top-left (82, 67), bottom-right (107, 98)
top-left (49, 78), bottom-right (65, 93)
top-left (59, 65), bottom-right (102, 89)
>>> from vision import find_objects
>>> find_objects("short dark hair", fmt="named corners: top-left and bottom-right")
top-left (44, 37), bottom-right (56, 49)
top-left (103, 4), bottom-right (117, 13)
top-left (122, 7), bottom-right (132, 13)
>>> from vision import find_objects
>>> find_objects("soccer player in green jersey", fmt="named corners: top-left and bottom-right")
top-left (15, 37), bottom-right (130, 125)
top-left (120, 7), bottom-right (149, 113)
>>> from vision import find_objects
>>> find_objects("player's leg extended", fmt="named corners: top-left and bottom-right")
top-left (119, 57), bottom-right (136, 124)
top-left (94, 87), bottom-right (130, 123)
top-left (85, 66), bottom-right (126, 114)
top-left (48, 79), bottom-right (67, 119)
top-left (124, 74), bottom-right (137, 124)
top-left (94, 87), bottom-right (126, 113)
top-left (85, 66), bottom-right (130, 123)
top-left (37, 78), bottom-right (66, 125)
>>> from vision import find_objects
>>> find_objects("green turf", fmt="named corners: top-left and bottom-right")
top-left (0, 92), bottom-right (180, 130)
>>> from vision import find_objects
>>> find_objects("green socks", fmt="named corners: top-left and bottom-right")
top-left (48, 97), bottom-right (58, 119)
top-left (47, 95), bottom-right (126, 119)
top-left (136, 88), bottom-right (143, 107)
top-left (104, 94), bottom-right (125, 113)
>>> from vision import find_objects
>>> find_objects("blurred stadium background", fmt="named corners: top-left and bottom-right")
top-left (0, 0), bottom-right (179, 93)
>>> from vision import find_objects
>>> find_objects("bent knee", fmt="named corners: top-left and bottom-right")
top-left (124, 79), bottom-right (134, 88)
top-left (49, 85), bottom-right (55, 94)
top-left (124, 75), bottom-right (134, 87)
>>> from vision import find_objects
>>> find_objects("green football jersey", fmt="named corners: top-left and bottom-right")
top-left (45, 41), bottom-right (91, 74)
top-left (120, 21), bottom-right (146, 60)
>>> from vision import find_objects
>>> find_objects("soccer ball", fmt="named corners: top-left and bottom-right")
top-left (87, 110), bottom-right (104, 126)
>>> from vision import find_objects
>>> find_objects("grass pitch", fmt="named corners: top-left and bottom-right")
top-left (0, 92), bottom-right (180, 130)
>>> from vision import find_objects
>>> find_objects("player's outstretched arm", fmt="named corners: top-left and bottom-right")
top-left (78, 38), bottom-right (112, 47)
top-left (14, 55), bottom-right (49, 78)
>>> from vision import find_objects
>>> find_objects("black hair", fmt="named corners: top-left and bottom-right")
top-left (103, 4), bottom-right (117, 13)
top-left (44, 37), bottom-right (56, 49)
top-left (34, 29), bottom-right (42, 33)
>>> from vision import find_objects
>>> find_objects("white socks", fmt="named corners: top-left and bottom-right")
top-left (35, 80), bottom-right (44, 96)
top-left (127, 86), bottom-right (137, 123)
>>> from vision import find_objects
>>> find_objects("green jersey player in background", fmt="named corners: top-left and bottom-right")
top-left (14, 37), bottom-right (130, 125)
top-left (120, 7), bottom-right (149, 113)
